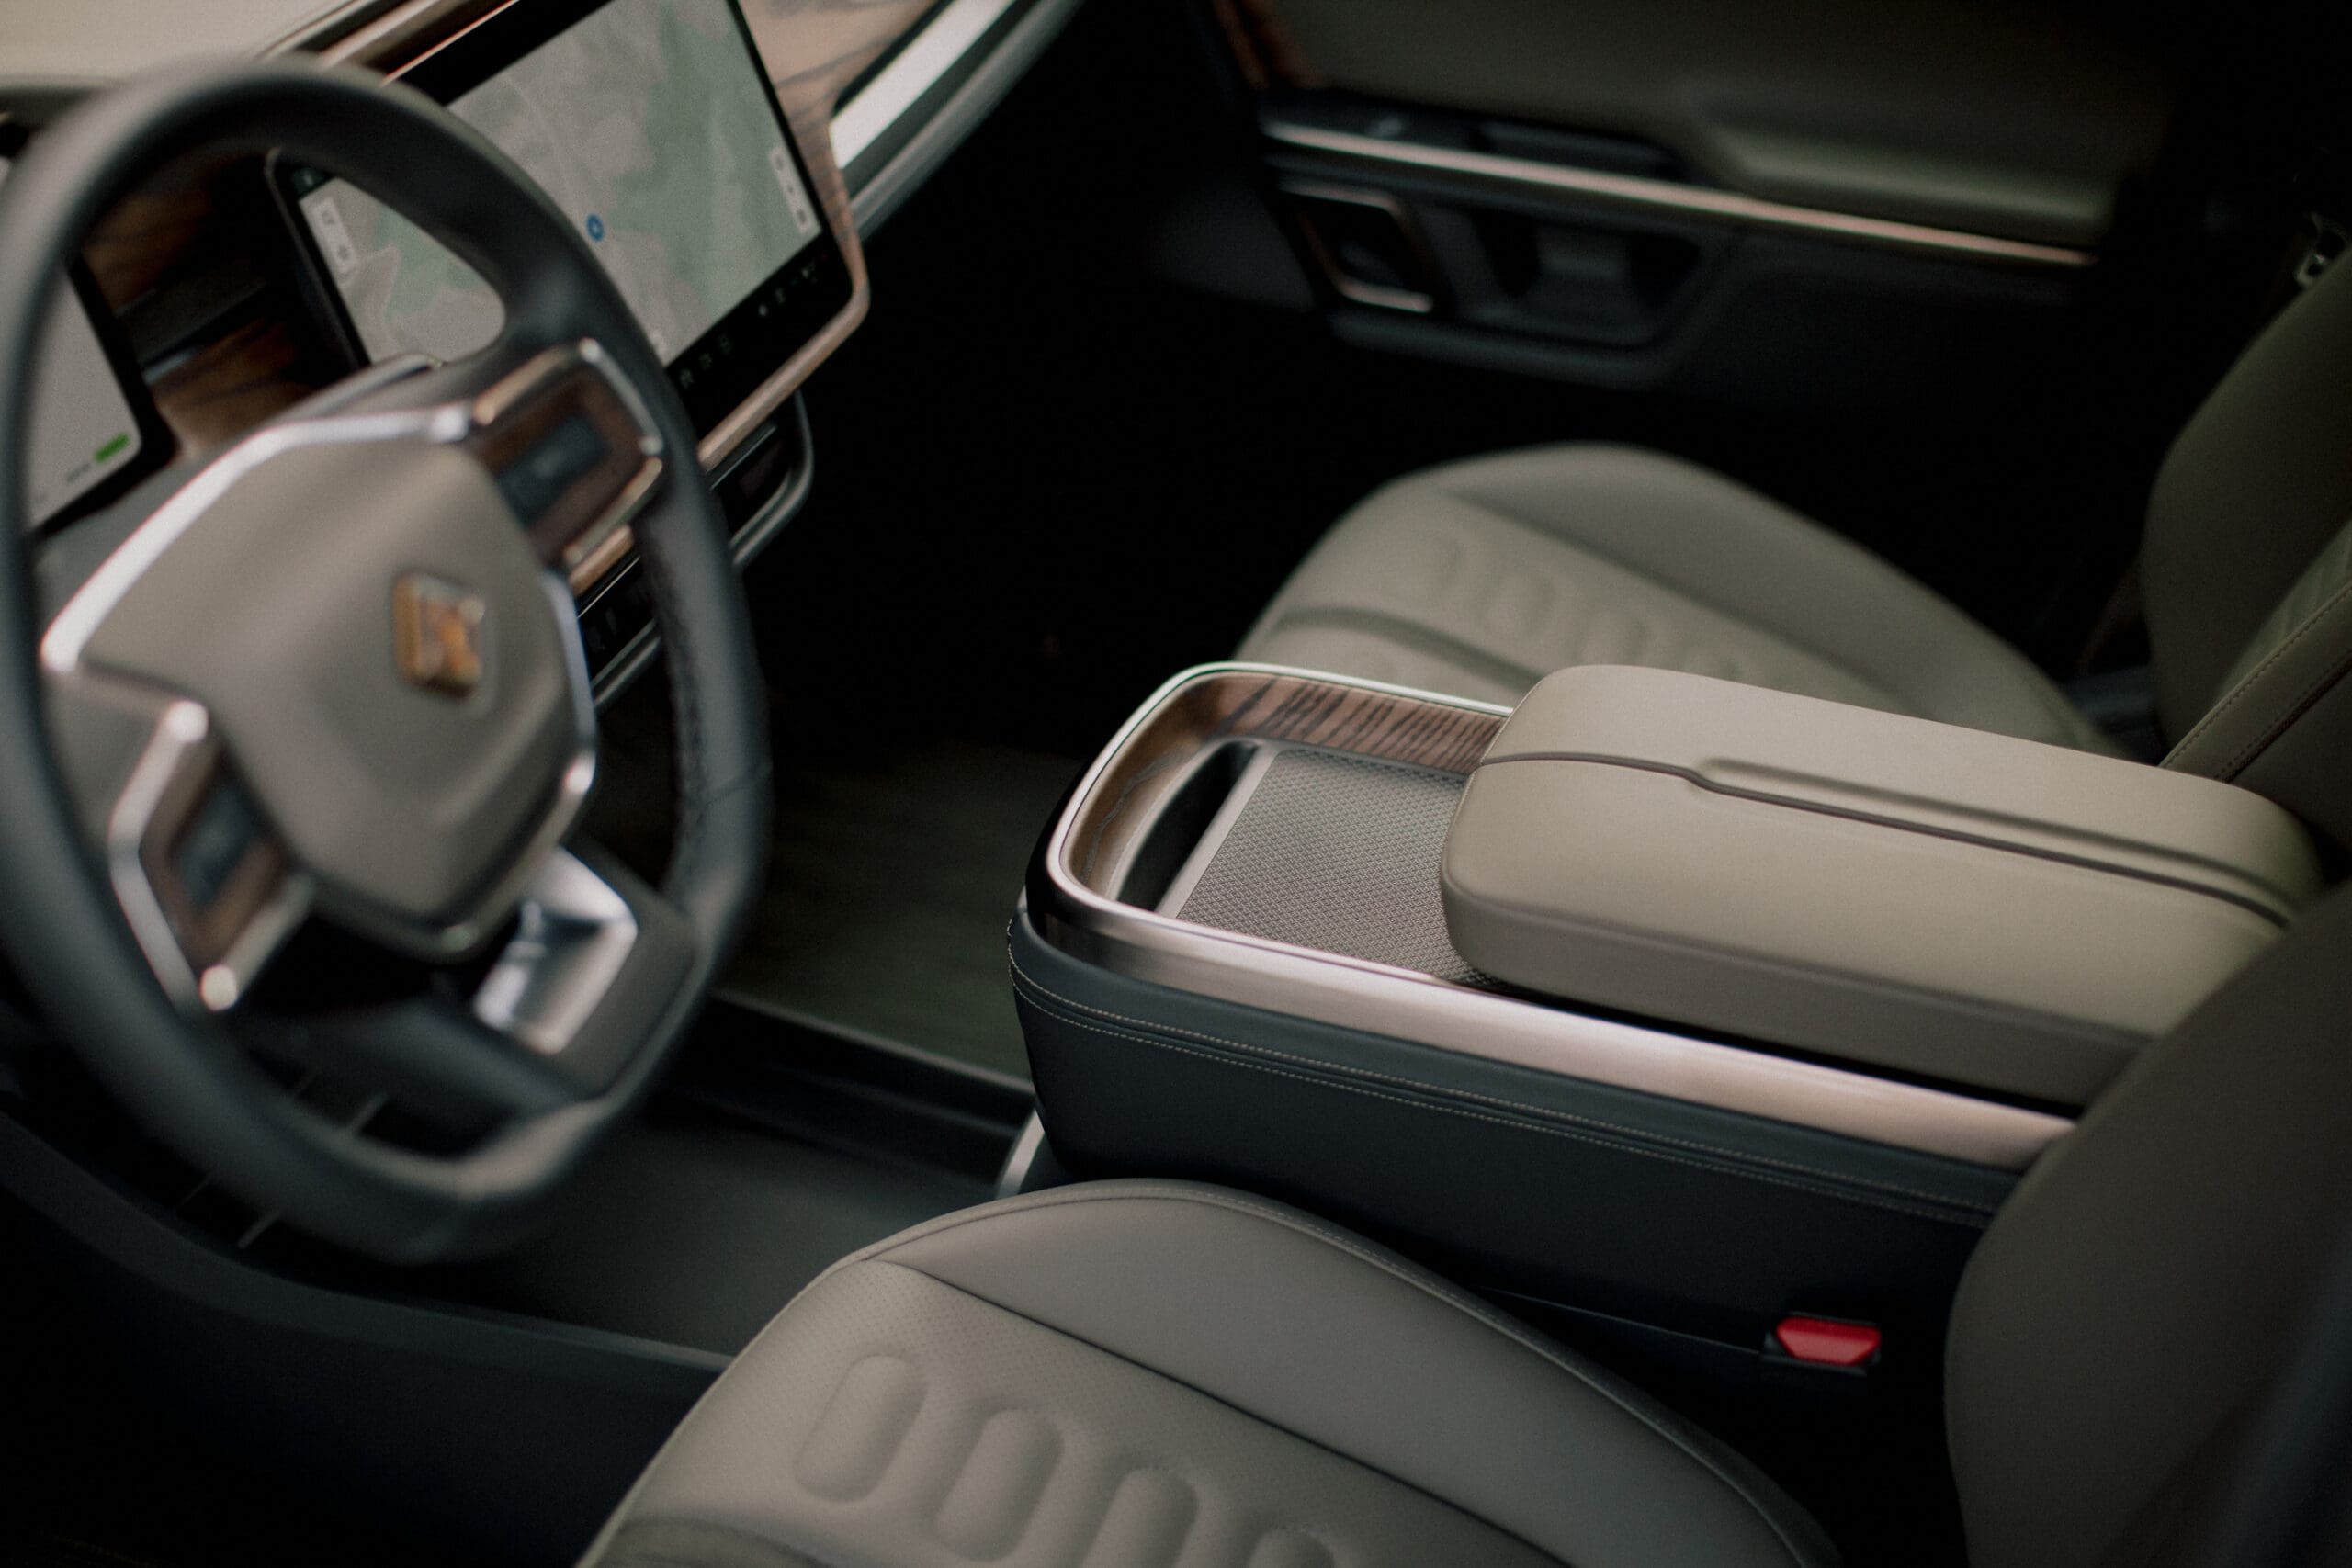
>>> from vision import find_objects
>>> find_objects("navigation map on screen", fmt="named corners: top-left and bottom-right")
top-left (298, 0), bottom-right (825, 367)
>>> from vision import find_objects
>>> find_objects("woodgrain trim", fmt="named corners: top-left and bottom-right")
top-left (750, 0), bottom-right (933, 141)
top-left (305, 0), bottom-right (513, 71)
top-left (1032, 663), bottom-right (2072, 1170)
top-left (59, 2), bottom-right (927, 475)
top-left (1063, 666), bottom-right (1504, 899)
top-left (1204, 0), bottom-right (1319, 94)
top-left (147, 316), bottom-right (322, 451)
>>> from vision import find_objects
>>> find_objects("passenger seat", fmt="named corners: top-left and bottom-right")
top-left (1242, 258), bottom-right (2352, 845)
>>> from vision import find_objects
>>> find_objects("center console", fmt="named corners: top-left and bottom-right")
top-left (1016, 661), bottom-right (2321, 1378)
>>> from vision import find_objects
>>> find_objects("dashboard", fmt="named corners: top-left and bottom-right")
top-left (283, 0), bottom-right (849, 436)
top-left (0, 137), bottom-right (168, 529)
top-left (0, 0), bottom-right (1083, 696)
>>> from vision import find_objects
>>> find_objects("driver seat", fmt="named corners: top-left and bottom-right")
top-left (579, 879), bottom-right (2352, 1568)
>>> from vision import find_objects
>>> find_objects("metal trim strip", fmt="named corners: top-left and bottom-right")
top-left (1033, 663), bottom-right (2075, 1172)
top-left (1264, 120), bottom-right (2098, 271)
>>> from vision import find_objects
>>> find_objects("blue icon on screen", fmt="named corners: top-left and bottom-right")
top-left (585, 215), bottom-right (606, 242)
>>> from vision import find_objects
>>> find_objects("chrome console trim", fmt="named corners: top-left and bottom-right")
top-left (1153, 742), bottom-right (1280, 916)
top-left (993, 1111), bottom-right (1050, 1201)
top-left (1033, 662), bottom-right (2075, 1172)
top-left (1263, 120), bottom-right (2099, 272)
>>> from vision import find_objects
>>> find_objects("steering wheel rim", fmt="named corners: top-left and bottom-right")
top-left (0, 61), bottom-right (771, 1261)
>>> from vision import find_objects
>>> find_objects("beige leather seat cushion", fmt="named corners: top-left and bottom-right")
top-left (582, 1181), bottom-right (1834, 1568)
top-left (1240, 443), bottom-right (2115, 752)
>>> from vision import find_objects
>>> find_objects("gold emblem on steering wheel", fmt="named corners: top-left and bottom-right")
top-left (391, 572), bottom-right (487, 697)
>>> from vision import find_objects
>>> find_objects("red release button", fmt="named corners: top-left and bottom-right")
top-left (1775, 1316), bottom-right (1883, 1367)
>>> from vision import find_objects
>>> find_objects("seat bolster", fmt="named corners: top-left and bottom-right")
top-left (584, 1250), bottom-right (1566, 1568)
top-left (2164, 517), bottom-right (2352, 851)
top-left (581, 1181), bottom-right (1835, 1568)
top-left (872, 1182), bottom-right (1834, 1568)
top-left (1242, 444), bottom-right (2110, 752)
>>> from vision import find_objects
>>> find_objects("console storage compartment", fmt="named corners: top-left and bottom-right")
top-left (1018, 665), bottom-right (2078, 1360)
top-left (1442, 667), bottom-right (2322, 1106)
top-left (1014, 661), bottom-right (2323, 1532)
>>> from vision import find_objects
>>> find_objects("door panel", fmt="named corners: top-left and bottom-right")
top-left (1204, 0), bottom-right (2174, 418)
top-left (1236, 0), bottom-right (2171, 247)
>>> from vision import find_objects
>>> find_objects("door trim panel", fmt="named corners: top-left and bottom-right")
top-left (1266, 118), bottom-right (2097, 272)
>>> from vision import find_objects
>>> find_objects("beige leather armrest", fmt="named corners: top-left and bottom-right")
top-left (1442, 667), bottom-right (2321, 1105)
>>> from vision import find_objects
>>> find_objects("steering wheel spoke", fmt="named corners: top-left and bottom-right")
top-left (0, 61), bottom-right (769, 1263)
top-left (208, 845), bottom-right (694, 1136)
top-left (45, 673), bottom-right (315, 1013)
top-left (459, 341), bottom-right (668, 590)
top-left (468, 843), bottom-right (698, 1091)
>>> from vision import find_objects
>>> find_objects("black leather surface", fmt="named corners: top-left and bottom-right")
top-left (1009, 910), bottom-right (2006, 1348)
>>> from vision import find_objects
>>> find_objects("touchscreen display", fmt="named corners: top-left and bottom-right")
top-left (0, 155), bottom-right (153, 531)
top-left (290, 0), bottom-right (839, 431)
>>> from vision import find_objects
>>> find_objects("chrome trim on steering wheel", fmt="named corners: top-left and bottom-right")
top-left (103, 694), bottom-right (315, 1012)
top-left (40, 342), bottom-right (658, 986)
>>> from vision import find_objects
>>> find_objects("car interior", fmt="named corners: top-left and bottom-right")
top-left (3, 1), bottom-right (2351, 1565)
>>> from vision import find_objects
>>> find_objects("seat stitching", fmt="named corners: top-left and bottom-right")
top-left (1433, 486), bottom-right (1931, 708)
top-left (2220, 650), bottom-right (2352, 779)
top-left (2167, 578), bottom-right (2352, 776)
top-left (1012, 974), bottom-right (1984, 1233)
top-left (864, 1194), bottom-right (1818, 1566)
top-left (1433, 481), bottom-right (2094, 741)
top-left (865, 1261), bottom-right (1577, 1565)
top-left (1009, 950), bottom-right (1996, 1216)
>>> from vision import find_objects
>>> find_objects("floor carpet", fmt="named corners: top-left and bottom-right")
top-left (718, 739), bottom-right (1081, 1082)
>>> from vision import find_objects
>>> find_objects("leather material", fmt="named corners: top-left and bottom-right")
top-left (1009, 908), bottom-right (2005, 1350)
top-left (2144, 258), bottom-right (2352, 739)
top-left (0, 62), bottom-right (767, 1263)
top-left (2211, 517), bottom-right (2352, 704)
top-left (1442, 666), bottom-right (2317, 1105)
top-left (1238, 444), bottom-right (2116, 753)
top-left (1946, 881), bottom-right (2352, 1568)
top-left (2163, 513), bottom-right (2352, 851)
top-left (583, 1180), bottom-right (1838, 1568)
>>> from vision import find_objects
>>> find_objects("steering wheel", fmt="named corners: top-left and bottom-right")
top-left (0, 62), bottom-right (772, 1262)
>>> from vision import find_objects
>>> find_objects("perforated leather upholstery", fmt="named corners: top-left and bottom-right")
top-left (580, 1182), bottom-right (1836, 1568)
top-left (589, 887), bottom-right (2352, 1568)
top-left (1238, 444), bottom-right (2116, 753)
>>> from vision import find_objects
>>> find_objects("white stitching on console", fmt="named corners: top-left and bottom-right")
top-left (1015, 982), bottom-right (1976, 1230)
top-left (1008, 950), bottom-right (1995, 1218)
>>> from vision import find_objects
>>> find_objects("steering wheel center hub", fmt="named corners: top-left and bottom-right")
top-left (0, 60), bottom-right (771, 1262)
top-left (48, 427), bottom-right (590, 949)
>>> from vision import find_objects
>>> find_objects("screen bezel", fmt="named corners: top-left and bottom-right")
top-left (277, 0), bottom-right (854, 439)
top-left (0, 124), bottom-right (176, 536)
